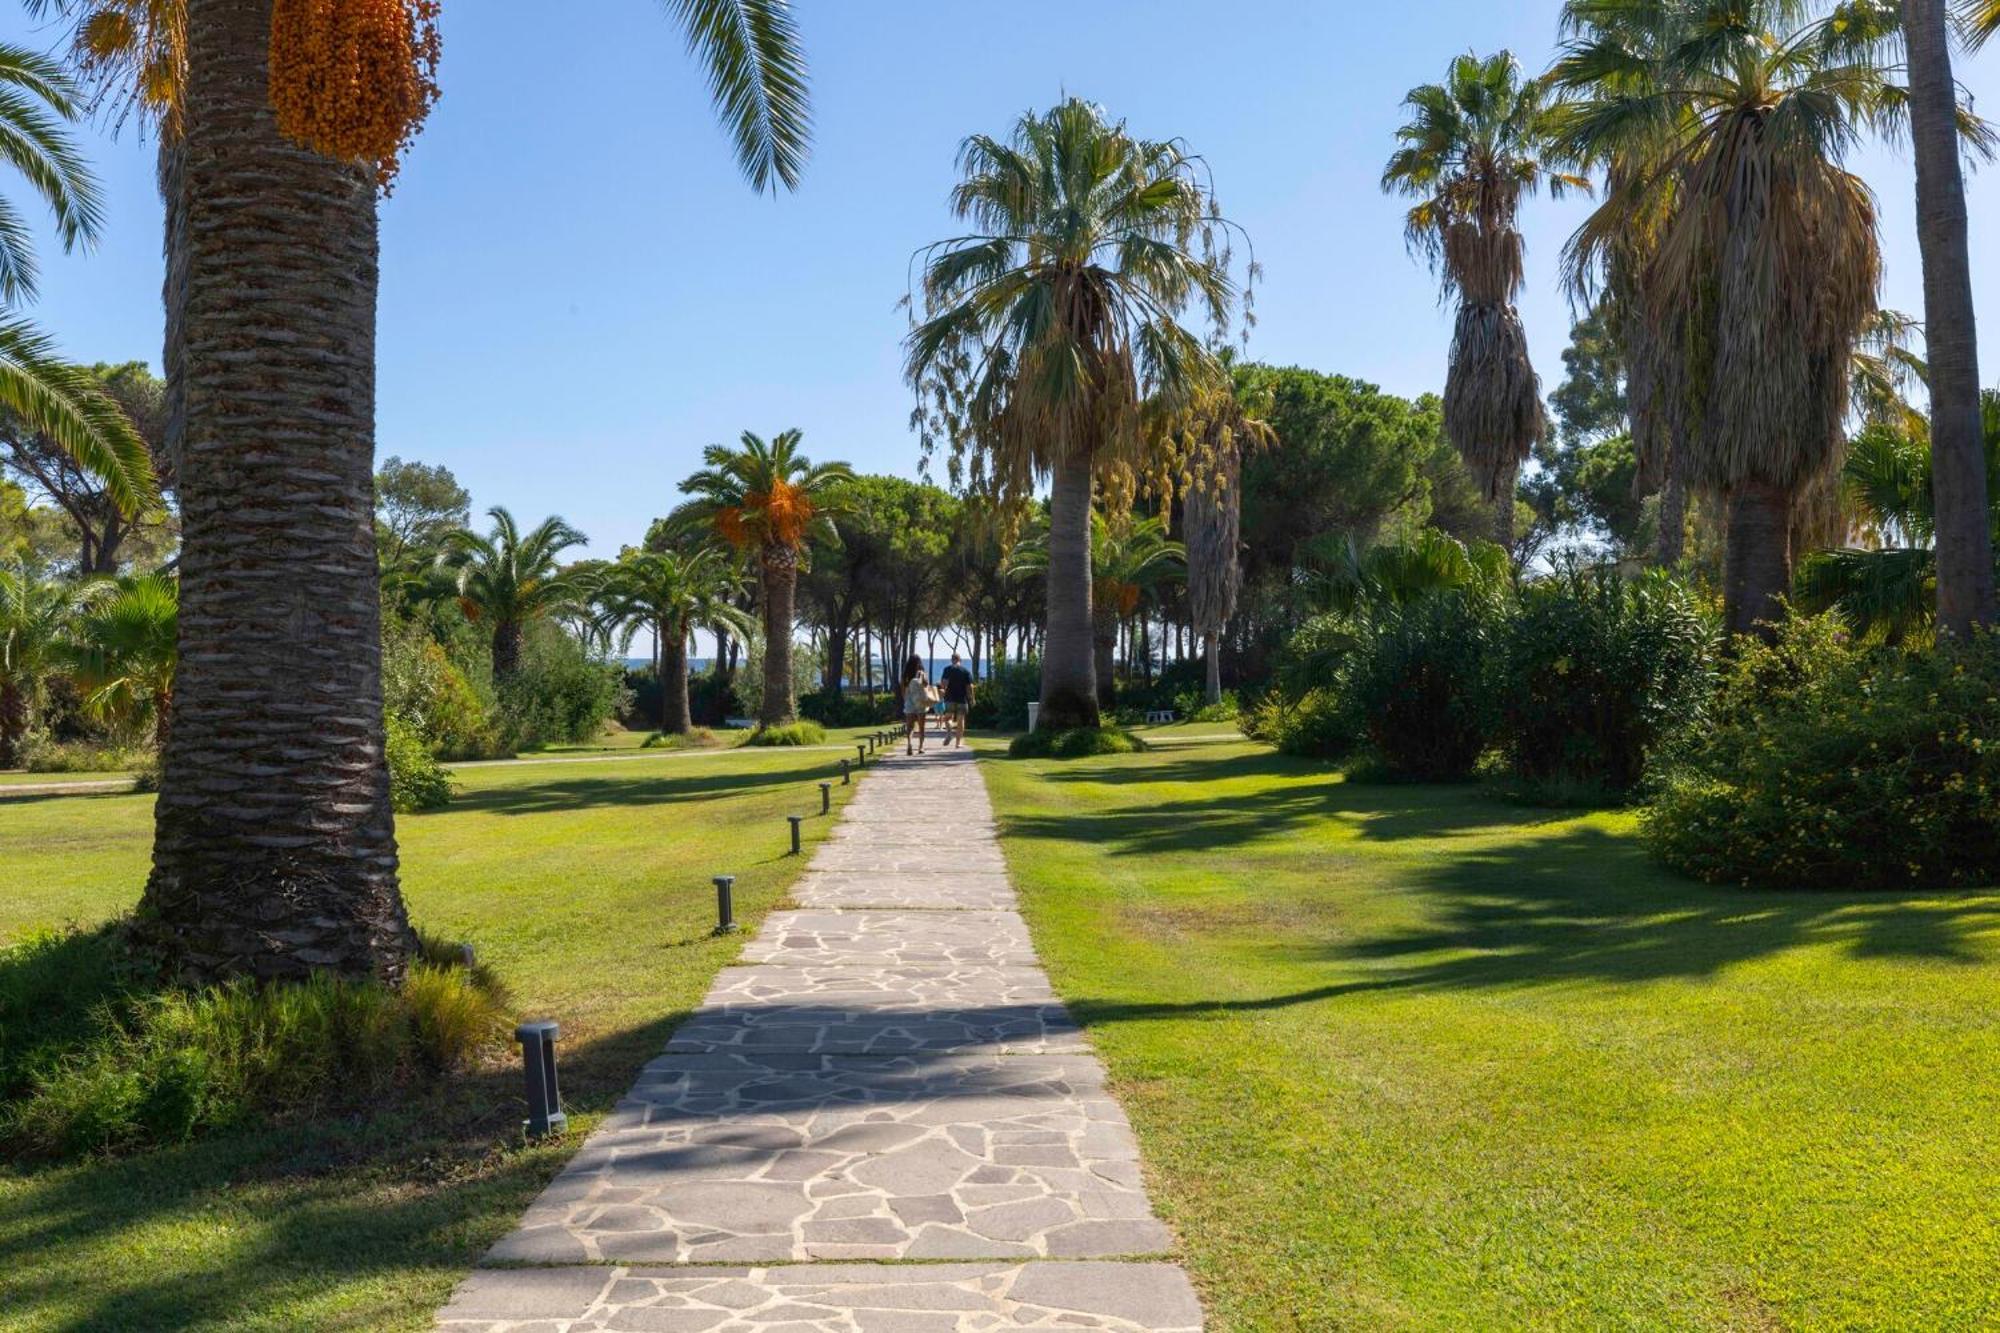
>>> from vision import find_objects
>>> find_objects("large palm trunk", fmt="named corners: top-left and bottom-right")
top-left (492, 621), bottom-right (523, 679)
top-left (1492, 458), bottom-right (1520, 547)
top-left (1656, 422), bottom-right (1688, 565)
top-left (1723, 481), bottom-right (1792, 640)
top-left (1039, 453), bottom-right (1099, 729)
top-left (1203, 629), bottom-right (1222, 706)
top-left (1905, 0), bottom-right (1996, 636)
top-left (662, 616), bottom-right (692, 734)
top-left (0, 679), bottom-right (26, 768)
top-left (758, 544), bottom-right (797, 725)
top-left (143, 0), bottom-right (413, 983)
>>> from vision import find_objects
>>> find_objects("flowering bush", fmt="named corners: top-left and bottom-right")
top-left (1644, 615), bottom-right (2000, 889)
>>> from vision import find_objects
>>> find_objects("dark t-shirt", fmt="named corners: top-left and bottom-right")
top-left (940, 664), bottom-right (973, 703)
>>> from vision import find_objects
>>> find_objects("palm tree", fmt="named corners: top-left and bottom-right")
top-left (0, 561), bottom-right (105, 766)
top-left (36, 0), bottom-right (807, 982)
top-left (61, 570), bottom-right (177, 743)
top-left (1904, 0), bottom-right (1996, 634)
top-left (669, 429), bottom-right (849, 726)
top-left (906, 97), bottom-right (1249, 730)
top-left (1383, 51), bottom-right (1586, 547)
top-left (1176, 372), bottom-right (1274, 704)
top-left (439, 507), bottom-right (588, 680)
top-left (0, 44), bottom-right (154, 516)
top-left (1006, 511), bottom-right (1185, 709)
top-left (1549, 0), bottom-right (1894, 638)
top-left (600, 545), bottom-right (752, 734)
top-left (1796, 390), bottom-right (2000, 642)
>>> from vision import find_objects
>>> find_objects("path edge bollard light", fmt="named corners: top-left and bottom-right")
top-left (819, 781), bottom-right (832, 814)
top-left (857, 742), bottom-right (867, 768)
top-left (712, 874), bottom-right (737, 934)
top-left (788, 814), bottom-right (804, 855)
top-left (840, 758), bottom-right (851, 784)
top-left (516, 1020), bottom-right (567, 1140)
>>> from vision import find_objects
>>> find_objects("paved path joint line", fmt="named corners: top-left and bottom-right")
top-left (441, 746), bottom-right (1201, 1332)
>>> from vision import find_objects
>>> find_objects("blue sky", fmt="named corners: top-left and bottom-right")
top-left (5, 0), bottom-right (1998, 562)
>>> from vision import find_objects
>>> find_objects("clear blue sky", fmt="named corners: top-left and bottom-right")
top-left (5, 0), bottom-right (1997, 562)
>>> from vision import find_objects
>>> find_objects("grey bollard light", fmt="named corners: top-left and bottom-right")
top-left (788, 814), bottom-right (804, 855)
top-left (840, 758), bottom-right (851, 785)
top-left (516, 1020), bottom-right (567, 1139)
top-left (713, 875), bottom-right (737, 934)
top-left (857, 742), bottom-right (867, 767)
top-left (819, 781), bottom-right (832, 814)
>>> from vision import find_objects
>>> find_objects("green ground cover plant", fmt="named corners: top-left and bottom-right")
top-left (979, 733), bottom-right (2000, 1331)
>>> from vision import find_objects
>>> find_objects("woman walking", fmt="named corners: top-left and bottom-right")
top-left (900, 654), bottom-right (934, 755)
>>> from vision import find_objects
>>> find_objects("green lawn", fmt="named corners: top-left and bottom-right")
top-left (979, 735), bottom-right (2000, 1332)
top-left (0, 745), bottom-right (859, 1331)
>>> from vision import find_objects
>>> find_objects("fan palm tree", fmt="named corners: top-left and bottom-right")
top-left (906, 97), bottom-right (1249, 730)
top-left (669, 430), bottom-right (849, 726)
top-left (1549, 0), bottom-right (1899, 638)
top-left (599, 545), bottom-right (752, 734)
top-left (1903, 0), bottom-right (1996, 633)
top-left (30, 0), bottom-right (809, 982)
top-left (1175, 371), bottom-right (1275, 704)
top-left (439, 508), bottom-right (588, 680)
top-left (0, 45), bottom-right (154, 517)
top-left (61, 570), bottom-right (177, 743)
top-left (1384, 51), bottom-right (1586, 548)
top-left (0, 561), bottom-right (106, 766)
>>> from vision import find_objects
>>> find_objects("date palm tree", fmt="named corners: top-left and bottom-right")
top-left (669, 429), bottom-right (850, 726)
top-left (0, 44), bottom-right (154, 517)
top-left (1384, 51), bottom-right (1586, 547)
top-left (600, 544), bottom-right (752, 734)
top-left (1006, 511), bottom-right (1185, 709)
top-left (1549, 0), bottom-right (1901, 638)
top-left (439, 507), bottom-right (588, 681)
top-left (906, 97), bottom-right (1249, 730)
top-left (32, 0), bottom-right (812, 981)
top-left (0, 560), bottom-right (105, 766)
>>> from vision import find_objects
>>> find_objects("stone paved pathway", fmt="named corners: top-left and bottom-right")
top-left (440, 745), bottom-right (1199, 1331)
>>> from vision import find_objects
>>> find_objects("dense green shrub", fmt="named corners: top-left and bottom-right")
top-left (386, 715), bottom-right (454, 813)
top-left (1008, 726), bottom-right (1146, 759)
top-left (22, 738), bottom-right (154, 774)
top-left (1644, 616), bottom-right (2000, 888)
top-left (1346, 592), bottom-right (1498, 780)
top-left (640, 728), bottom-right (717, 749)
top-left (799, 687), bottom-right (893, 727)
top-left (972, 658), bottom-right (1042, 730)
top-left (496, 625), bottom-right (626, 750)
top-left (1266, 688), bottom-right (1362, 759)
top-left (382, 622), bottom-right (498, 759)
top-left (1496, 566), bottom-right (1717, 795)
top-left (1173, 689), bottom-right (1242, 724)
top-left (1, 928), bottom-right (508, 1159)
top-left (744, 720), bottom-right (827, 747)
top-left (689, 671), bottom-right (745, 727)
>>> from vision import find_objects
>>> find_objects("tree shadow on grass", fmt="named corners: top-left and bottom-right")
top-left (455, 765), bottom-right (838, 819)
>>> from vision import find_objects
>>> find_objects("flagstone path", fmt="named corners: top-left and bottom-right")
top-left (440, 744), bottom-right (1201, 1332)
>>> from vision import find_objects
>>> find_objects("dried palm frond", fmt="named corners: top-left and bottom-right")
top-left (1444, 302), bottom-right (1545, 498)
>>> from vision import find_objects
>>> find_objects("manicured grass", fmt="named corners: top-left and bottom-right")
top-left (978, 736), bottom-right (2000, 1332)
top-left (0, 745), bottom-right (858, 1331)
top-left (0, 769), bottom-right (139, 787)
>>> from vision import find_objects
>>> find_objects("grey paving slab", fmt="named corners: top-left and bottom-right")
top-left (666, 965), bottom-right (1084, 1056)
top-left (455, 747), bottom-right (1199, 1329)
top-left (792, 873), bottom-right (1015, 912)
top-left (740, 912), bottom-right (1039, 969)
top-left (438, 1261), bottom-right (1202, 1331)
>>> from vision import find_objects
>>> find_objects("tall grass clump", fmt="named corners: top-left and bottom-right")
top-left (743, 720), bottom-right (827, 747)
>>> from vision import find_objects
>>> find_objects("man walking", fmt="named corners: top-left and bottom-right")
top-left (938, 651), bottom-right (974, 747)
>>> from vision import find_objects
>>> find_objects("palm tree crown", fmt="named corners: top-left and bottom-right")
top-left (439, 507), bottom-right (588, 677)
top-left (671, 429), bottom-right (850, 556)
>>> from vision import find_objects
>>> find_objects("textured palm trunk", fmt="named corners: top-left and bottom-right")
top-left (662, 617), bottom-right (692, 734)
top-left (143, 0), bottom-right (413, 983)
top-left (759, 544), bottom-right (797, 725)
top-left (0, 680), bottom-right (26, 769)
top-left (492, 621), bottom-right (523, 679)
top-left (1905, 0), bottom-right (1996, 636)
top-left (1203, 629), bottom-right (1222, 706)
top-left (1723, 481), bottom-right (1793, 640)
top-left (1656, 422), bottom-right (1688, 565)
top-left (1492, 457), bottom-right (1520, 547)
top-left (1040, 453), bottom-right (1099, 729)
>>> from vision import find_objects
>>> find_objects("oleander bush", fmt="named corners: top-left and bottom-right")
top-left (1346, 591), bottom-right (1499, 780)
top-left (1496, 565), bottom-right (1718, 797)
top-left (1644, 615), bottom-right (2000, 888)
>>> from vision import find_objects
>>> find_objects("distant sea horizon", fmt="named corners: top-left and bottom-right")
top-left (617, 657), bottom-right (991, 683)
